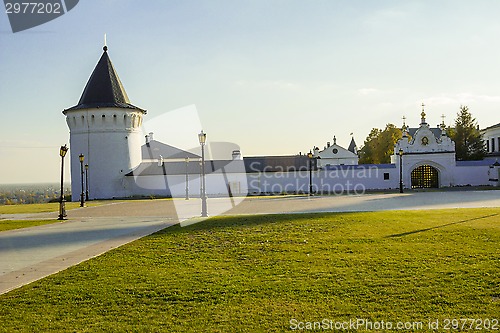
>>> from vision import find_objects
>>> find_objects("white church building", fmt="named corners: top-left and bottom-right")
top-left (392, 108), bottom-right (457, 188)
top-left (391, 107), bottom-right (496, 189)
top-left (63, 46), bottom-right (499, 200)
top-left (312, 136), bottom-right (358, 168)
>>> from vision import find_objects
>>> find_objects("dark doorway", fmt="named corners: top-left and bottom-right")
top-left (411, 165), bottom-right (439, 188)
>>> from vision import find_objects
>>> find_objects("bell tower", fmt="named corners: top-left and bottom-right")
top-left (63, 45), bottom-right (146, 200)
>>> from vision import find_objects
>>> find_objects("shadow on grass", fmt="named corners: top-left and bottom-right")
top-left (153, 211), bottom-right (359, 236)
top-left (386, 213), bottom-right (498, 238)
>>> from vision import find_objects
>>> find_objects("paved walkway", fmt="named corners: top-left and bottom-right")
top-left (1, 190), bottom-right (499, 295)
top-left (227, 190), bottom-right (500, 214)
top-left (0, 216), bottom-right (175, 295)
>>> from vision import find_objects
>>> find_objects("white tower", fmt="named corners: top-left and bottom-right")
top-left (63, 45), bottom-right (146, 200)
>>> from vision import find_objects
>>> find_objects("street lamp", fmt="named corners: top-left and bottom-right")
top-left (399, 148), bottom-right (404, 193)
top-left (79, 154), bottom-right (86, 207)
top-left (185, 157), bottom-right (189, 200)
top-left (307, 150), bottom-right (314, 196)
top-left (198, 130), bottom-right (208, 217)
top-left (58, 144), bottom-right (69, 220)
top-left (85, 164), bottom-right (89, 201)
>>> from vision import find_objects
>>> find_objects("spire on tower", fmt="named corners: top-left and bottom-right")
top-left (420, 102), bottom-right (427, 125)
top-left (440, 114), bottom-right (447, 135)
top-left (64, 45), bottom-right (145, 112)
top-left (348, 136), bottom-right (357, 154)
top-left (402, 115), bottom-right (409, 137)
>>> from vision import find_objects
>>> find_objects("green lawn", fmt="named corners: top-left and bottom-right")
top-left (0, 201), bottom-right (109, 232)
top-left (1, 208), bottom-right (499, 332)
top-left (0, 219), bottom-right (62, 232)
top-left (0, 201), bottom-right (106, 214)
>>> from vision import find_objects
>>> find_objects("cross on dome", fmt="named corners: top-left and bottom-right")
top-left (440, 114), bottom-right (447, 133)
top-left (420, 102), bottom-right (427, 125)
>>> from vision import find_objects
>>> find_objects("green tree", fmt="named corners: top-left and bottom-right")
top-left (358, 128), bottom-right (381, 164)
top-left (448, 106), bottom-right (485, 161)
top-left (359, 124), bottom-right (402, 164)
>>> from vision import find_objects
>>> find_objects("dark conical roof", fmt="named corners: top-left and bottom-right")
top-left (348, 137), bottom-right (357, 153)
top-left (64, 47), bottom-right (145, 112)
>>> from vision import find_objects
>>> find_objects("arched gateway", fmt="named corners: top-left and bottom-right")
top-left (411, 165), bottom-right (439, 188)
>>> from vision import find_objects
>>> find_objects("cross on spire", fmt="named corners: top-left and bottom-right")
top-left (440, 114), bottom-right (447, 132)
top-left (401, 115), bottom-right (408, 137)
top-left (420, 102), bottom-right (427, 125)
top-left (103, 33), bottom-right (108, 52)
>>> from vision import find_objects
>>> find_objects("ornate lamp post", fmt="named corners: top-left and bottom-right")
top-left (79, 154), bottom-right (86, 207)
top-left (307, 150), bottom-right (314, 196)
top-left (85, 164), bottom-right (89, 201)
top-left (399, 148), bottom-right (404, 193)
top-left (198, 131), bottom-right (208, 217)
top-left (185, 156), bottom-right (189, 200)
top-left (58, 145), bottom-right (69, 220)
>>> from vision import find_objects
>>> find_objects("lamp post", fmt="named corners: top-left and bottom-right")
top-left (79, 154), bottom-right (85, 207)
top-left (399, 148), bottom-right (404, 193)
top-left (58, 144), bottom-right (69, 220)
top-left (85, 164), bottom-right (89, 201)
top-left (198, 131), bottom-right (208, 217)
top-left (307, 151), bottom-right (314, 196)
top-left (185, 156), bottom-right (189, 200)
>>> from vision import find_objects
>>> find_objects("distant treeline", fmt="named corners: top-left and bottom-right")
top-left (0, 183), bottom-right (71, 205)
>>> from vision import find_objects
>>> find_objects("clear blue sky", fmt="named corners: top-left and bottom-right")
top-left (1, 0), bottom-right (500, 183)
